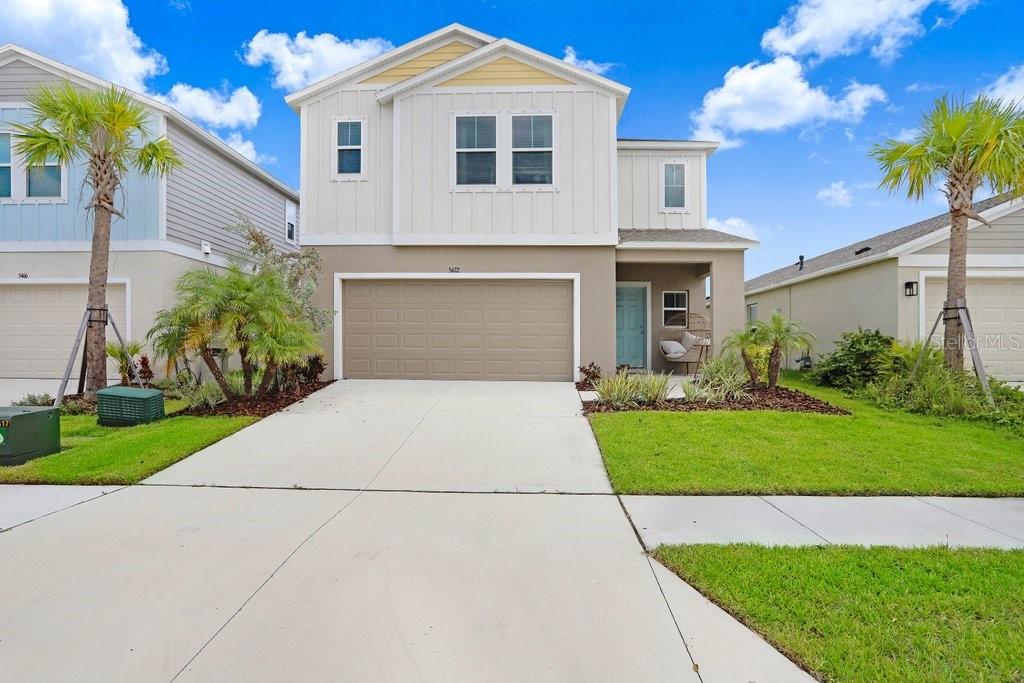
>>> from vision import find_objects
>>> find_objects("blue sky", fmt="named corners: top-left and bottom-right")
top-left (3, 0), bottom-right (1022, 277)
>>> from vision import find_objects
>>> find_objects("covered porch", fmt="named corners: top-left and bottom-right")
top-left (614, 229), bottom-right (754, 374)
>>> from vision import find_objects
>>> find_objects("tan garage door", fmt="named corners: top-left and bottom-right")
top-left (342, 279), bottom-right (573, 381)
top-left (0, 283), bottom-right (128, 379)
top-left (925, 277), bottom-right (1024, 382)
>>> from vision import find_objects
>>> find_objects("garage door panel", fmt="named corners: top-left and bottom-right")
top-left (343, 279), bottom-right (572, 381)
top-left (0, 283), bottom-right (127, 380)
top-left (925, 277), bottom-right (1023, 382)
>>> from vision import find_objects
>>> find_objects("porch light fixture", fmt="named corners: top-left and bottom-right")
top-left (904, 281), bottom-right (918, 297)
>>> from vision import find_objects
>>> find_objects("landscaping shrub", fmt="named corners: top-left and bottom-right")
top-left (811, 328), bottom-right (895, 390)
top-left (105, 340), bottom-right (143, 385)
top-left (677, 378), bottom-right (707, 402)
top-left (578, 361), bottom-right (603, 386)
top-left (300, 354), bottom-right (327, 384)
top-left (594, 371), bottom-right (671, 408)
top-left (12, 392), bottom-right (54, 407)
top-left (696, 354), bottom-right (750, 402)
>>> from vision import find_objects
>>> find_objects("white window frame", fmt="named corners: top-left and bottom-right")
top-left (332, 116), bottom-right (366, 182)
top-left (659, 158), bottom-right (688, 214)
top-left (450, 110), bottom-right (558, 193)
top-left (284, 200), bottom-right (297, 244)
top-left (662, 290), bottom-right (689, 326)
top-left (451, 111), bottom-right (499, 190)
top-left (746, 302), bottom-right (758, 324)
top-left (0, 116), bottom-right (68, 205)
top-left (510, 110), bottom-right (557, 191)
top-left (0, 132), bottom-right (11, 201)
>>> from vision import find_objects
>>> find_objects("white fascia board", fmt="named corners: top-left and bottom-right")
top-left (899, 253), bottom-right (1024, 268)
top-left (284, 24), bottom-right (495, 108)
top-left (0, 45), bottom-right (298, 201)
top-left (376, 39), bottom-right (630, 114)
top-left (890, 197), bottom-right (1024, 257)
top-left (1, 239), bottom-right (230, 267)
top-left (392, 233), bottom-right (619, 246)
top-left (616, 140), bottom-right (721, 153)
top-left (617, 241), bottom-right (757, 250)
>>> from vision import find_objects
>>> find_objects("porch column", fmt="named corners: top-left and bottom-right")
top-left (709, 252), bottom-right (746, 353)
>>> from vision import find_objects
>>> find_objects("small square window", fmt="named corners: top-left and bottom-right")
top-left (27, 165), bottom-right (62, 198)
top-left (663, 291), bottom-right (689, 326)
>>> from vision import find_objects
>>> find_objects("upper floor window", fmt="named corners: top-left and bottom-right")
top-left (660, 160), bottom-right (686, 212)
top-left (455, 115), bottom-right (496, 185)
top-left (285, 200), bottom-right (297, 243)
top-left (0, 133), bottom-right (10, 199)
top-left (335, 119), bottom-right (362, 177)
top-left (512, 115), bottom-right (552, 185)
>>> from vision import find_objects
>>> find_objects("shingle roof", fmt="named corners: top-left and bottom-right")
top-left (618, 228), bottom-right (756, 245)
top-left (744, 194), bottom-right (1011, 293)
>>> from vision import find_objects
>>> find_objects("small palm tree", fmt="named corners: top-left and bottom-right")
top-left (12, 82), bottom-right (181, 401)
top-left (752, 312), bottom-right (815, 388)
top-left (105, 339), bottom-right (142, 385)
top-left (722, 326), bottom-right (763, 385)
top-left (872, 95), bottom-right (1024, 370)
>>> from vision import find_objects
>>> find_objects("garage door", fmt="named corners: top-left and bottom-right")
top-left (925, 277), bottom-right (1024, 382)
top-left (342, 279), bottom-right (573, 381)
top-left (0, 283), bottom-right (128, 379)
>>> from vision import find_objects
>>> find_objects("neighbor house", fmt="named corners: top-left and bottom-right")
top-left (0, 44), bottom-right (299, 381)
top-left (288, 24), bottom-right (756, 382)
top-left (745, 194), bottom-right (1024, 382)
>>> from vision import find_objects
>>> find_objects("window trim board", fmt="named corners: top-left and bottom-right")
top-left (658, 158), bottom-right (688, 214)
top-left (449, 109), bottom-right (559, 193)
top-left (331, 115), bottom-right (367, 182)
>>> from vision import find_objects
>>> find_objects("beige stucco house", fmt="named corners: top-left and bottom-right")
top-left (745, 194), bottom-right (1024, 382)
top-left (289, 24), bottom-right (756, 382)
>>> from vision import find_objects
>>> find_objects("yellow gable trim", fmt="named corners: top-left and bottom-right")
top-left (360, 41), bottom-right (475, 84)
top-left (437, 56), bottom-right (575, 87)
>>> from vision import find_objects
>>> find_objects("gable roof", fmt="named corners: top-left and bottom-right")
top-left (285, 24), bottom-right (495, 108)
top-left (745, 193), bottom-right (1015, 294)
top-left (0, 43), bottom-right (298, 200)
top-left (375, 37), bottom-right (631, 116)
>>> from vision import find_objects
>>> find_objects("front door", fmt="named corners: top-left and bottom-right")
top-left (616, 285), bottom-right (647, 369)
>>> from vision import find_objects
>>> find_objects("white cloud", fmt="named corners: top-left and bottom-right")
top-left (984, 64), bottom-right (1024, 104)
top-left (905, 81), bottom-right (945, 93)
top-left (562, 46), bottom-right (614, 75)
top-left (157, 83), bottom-right (261, 129)
top-left (691, 56), bottom-right (886, 147)
top-left (217, 131), bottom-right (276, 165)
top-left (0, 0), bottom-right (166, 92)
top-left (895, 127), bottom-right (920, 142)
top-left (708, 216), bottom-right (760, 240)
top-left (817, 180), bottom-right (853, 207)
top-left (762, 0), bottom-right (980, 64)
top-left (243, 29), bottom-right (393, 91)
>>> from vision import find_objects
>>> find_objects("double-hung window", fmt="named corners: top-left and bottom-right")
top-left (663, 291), bottom-right (689, 326)
top-left (0, 133), bottom-right (10, 199)
top-left (455, 115), bottom-right (496, 185)
top-left (27, 155), bottom-right (62, 198)
top-left (335, 119), bottom-right (362, 177)
top-left (285, 200), bottom-right (297, 243)
top-left (661, 160), bottom-right (685, 212)
top-left (511, 115), bottom-right (552, 185)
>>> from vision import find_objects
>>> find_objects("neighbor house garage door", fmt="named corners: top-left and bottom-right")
top-left (0, 283), bottom-right (128, 379)
top-left (925, 277), bottom-right (1024, 382)
top-left (342, 279), bottom-right (573, 381)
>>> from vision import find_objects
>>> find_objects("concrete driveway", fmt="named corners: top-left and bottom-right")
top-left (0, 380), bottom-right (805, 681)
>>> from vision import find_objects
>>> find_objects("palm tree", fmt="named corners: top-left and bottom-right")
top-left (752, 312), bottom-right (815, 388)
top-left (105, 339), bottom-right (142, 385)
top-left (11, 82), bottom-right (181, 400)
top-left (722, 326), bottom-right (764, 385)
top-left (872, 95), bottom-right (1024, 370)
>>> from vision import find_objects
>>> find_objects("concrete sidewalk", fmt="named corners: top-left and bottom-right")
top-left (623, 495), bottom-right (1024, 549)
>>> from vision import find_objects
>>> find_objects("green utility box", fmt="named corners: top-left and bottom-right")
top-left (97, 387), bottom-right (165, 427)
top-left (0, 406), bottom-right (61, 466)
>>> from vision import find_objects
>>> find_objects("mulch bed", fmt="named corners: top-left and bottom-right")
top-left (182, 381), bottom-right (333, 418)
top-left (582, 385), bottom-right (849, 416)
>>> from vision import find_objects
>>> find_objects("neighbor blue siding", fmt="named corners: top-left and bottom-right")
top-left (0, 107), bottom-right (160, 242)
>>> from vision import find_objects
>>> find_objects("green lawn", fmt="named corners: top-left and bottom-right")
top-left (655, 544), bottom-right (1024, 682)
top-left (589, 375), bottom-right (1024, 495)
top-left (0, 400), bottom-right (255, 485)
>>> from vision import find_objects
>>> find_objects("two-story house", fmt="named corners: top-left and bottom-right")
top-left (290, 24), bottom-right (755, 382)
top-left (0, 45), bottom-right (299, 382)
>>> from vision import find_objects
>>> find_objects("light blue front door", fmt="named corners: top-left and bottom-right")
top-left (616, 285), bottom-right (647, 369)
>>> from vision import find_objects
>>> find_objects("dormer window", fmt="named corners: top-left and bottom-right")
top-left (660, 160), bottom-right (686, 212)
top-left (334, 118), bottom-right (363, 179)
top-left (455, 115), bottom-right (496, 185)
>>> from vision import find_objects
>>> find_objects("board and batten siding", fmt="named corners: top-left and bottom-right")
top-left (617, 148), bottom-right (706, 230)
top-left (0, 106), bottom-right (159, 241)
top-left (164, 120), bottom-right (298, 257)
top-left (916, 206), bottom-right (1024, 255)
top-left (301, 89), bottom-right (392, 239)
top-left (396, 89), bottom-right (615, 239)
